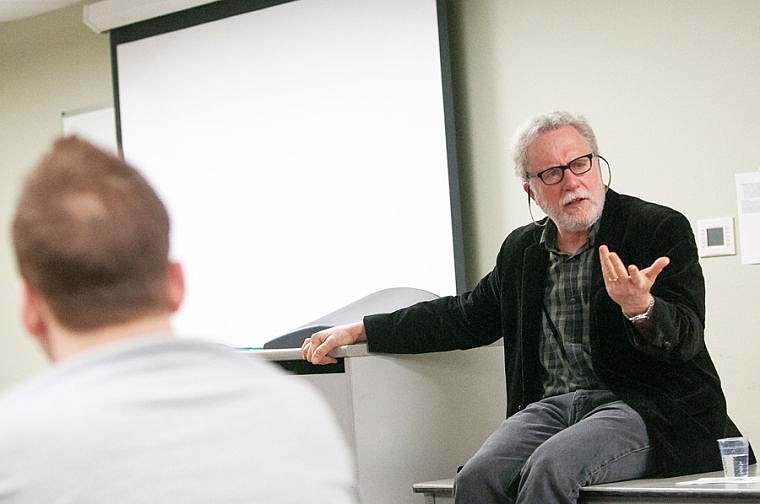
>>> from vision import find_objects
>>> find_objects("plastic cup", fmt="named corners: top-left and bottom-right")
top-left (717, 437), bottom-right (749, 479)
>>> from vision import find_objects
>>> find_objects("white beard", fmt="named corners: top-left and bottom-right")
top-left (533, 188), bottom-right (605, 232)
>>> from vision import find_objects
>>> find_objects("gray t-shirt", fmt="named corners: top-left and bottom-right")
top-left (0, 335), bottom-right (356, 503)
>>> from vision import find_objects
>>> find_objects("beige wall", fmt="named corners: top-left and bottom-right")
top-left (448, 0), bottom-right (760, 441)
top-left (0, 2), bottom-right (111, 385)
top-left (1, 0), bottom-right (759, 443)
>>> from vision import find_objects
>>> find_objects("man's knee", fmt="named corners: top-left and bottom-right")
top-left (455, 453), bottom-right (518, 501)
top-left (455, 455), bottom-right (489, 490)
top-left (521, 443), bottom-right (579, 484)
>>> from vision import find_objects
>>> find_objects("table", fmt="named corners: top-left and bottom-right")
top-left (253, 343), bottom-right (506, 504)
top-left (413, 465), bottom-right (760, 503)
top-left (580, 464), bottom-right (760, 503)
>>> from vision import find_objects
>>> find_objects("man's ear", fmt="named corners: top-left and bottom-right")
top-left (166, 262), bottom-right (185, 313)
top-left (523, 182), bottom-right (533, 200)
top-left (19, 280), bottom-right (51, 354)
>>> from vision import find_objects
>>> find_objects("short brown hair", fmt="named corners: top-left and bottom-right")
top-left (12, 137), bottom-right (171, 330)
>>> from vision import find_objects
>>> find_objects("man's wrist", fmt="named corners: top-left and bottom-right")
top-left (623, 295), bottom-right (655, 323)
top-left (350, 321), bottom-right (368, 343)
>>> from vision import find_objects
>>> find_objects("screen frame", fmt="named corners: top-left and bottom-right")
top-left (108, 0), bottom-right (465, 345)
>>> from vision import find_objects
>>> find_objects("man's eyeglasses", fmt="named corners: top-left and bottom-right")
top-left (527, 153), bottom-right (599, 185)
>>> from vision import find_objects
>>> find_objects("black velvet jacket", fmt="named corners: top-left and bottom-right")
top-left (365, 190), bottom-right (750, 476)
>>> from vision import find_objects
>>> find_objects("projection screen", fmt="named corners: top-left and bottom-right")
top-left (111, 0), bottom-right (463, 348)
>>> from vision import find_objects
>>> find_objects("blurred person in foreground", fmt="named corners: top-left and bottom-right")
top-left (303, 111), bottom-right (752, 503)
top-left (0, 137), bottom-right (356, 504)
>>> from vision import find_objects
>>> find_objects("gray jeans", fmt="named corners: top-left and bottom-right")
top-left (454, 389), bottom-right (656, 504)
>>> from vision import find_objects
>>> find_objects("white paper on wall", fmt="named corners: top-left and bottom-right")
top-left (735, 171), bottom-right (760, 265)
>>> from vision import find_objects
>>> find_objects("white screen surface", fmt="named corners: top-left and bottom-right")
top-left (115, 0), bottom-right (459, 348)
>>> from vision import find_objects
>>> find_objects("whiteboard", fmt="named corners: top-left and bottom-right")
top-left (112, 0), bottom-right (462, 348)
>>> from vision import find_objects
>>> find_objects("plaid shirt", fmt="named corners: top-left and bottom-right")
top-left (539, 220), bottom-right (604, 397)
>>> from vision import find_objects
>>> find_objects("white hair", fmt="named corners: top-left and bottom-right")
top-left (509, 111), bottom-right (599, 181)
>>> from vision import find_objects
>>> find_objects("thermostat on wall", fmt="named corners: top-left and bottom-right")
top-left (697, 217), bottom-right (735, 257)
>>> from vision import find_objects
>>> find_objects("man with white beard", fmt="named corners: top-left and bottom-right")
top-left (302, 111), bottom-right (750, 503)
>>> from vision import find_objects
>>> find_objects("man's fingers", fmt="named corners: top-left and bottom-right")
top-left (602, 247), bottom-right (670, 286)
top-left (302, 330), bottom-right (338, 365)
top-left (311, 335), bottom-right (338, 364)
top-left (648, 256), bottom-right (670, 278)
top-left (637, 256), bottom-right (670, 284)
top-left (600, 245), bottom-right (628, 283)
top-left (302, 322), bottom-right (364, 365)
